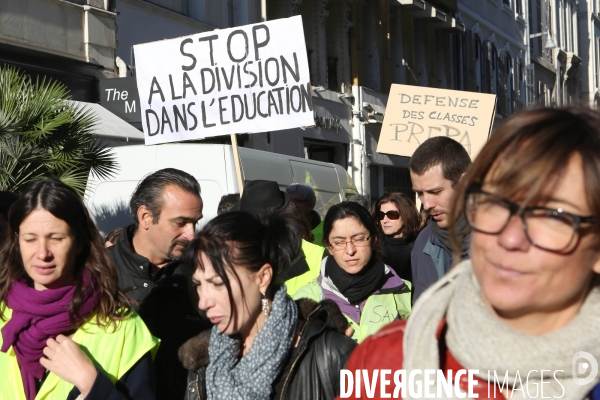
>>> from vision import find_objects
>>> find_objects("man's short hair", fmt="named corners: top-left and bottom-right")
top-left (129, 168), bottom-right (201, 225)
top-left (348, 194), bottom-right (370, 210)
top-left (217, 193), bottom-right (240, 215)
top-left (286, 183), bottom-right (316, 205)
top-left (408, 137), bottom-right (471, 186)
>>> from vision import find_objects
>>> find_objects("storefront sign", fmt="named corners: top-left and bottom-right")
top-left (98, 77), bottom-right (141, 123)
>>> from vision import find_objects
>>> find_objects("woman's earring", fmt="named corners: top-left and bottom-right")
top-left (261, 292), bottom-right (270, 316)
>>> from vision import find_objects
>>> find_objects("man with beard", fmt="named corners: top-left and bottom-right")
top-left (109, 168), bottom-right (210, 400)
top-left (409, 137), bottom-right (472, 304)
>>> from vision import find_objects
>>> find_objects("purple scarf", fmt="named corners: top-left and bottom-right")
top-left (1, 272), bottom-right (100, 400)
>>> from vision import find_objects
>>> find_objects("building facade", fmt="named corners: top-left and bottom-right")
top-left (349, 0), bottom-right (466, 200)
top-left (579, 0), bottom-right (600, 105)
top-left (457, 0), bottom-right (527, 121)
top-left (241, 0), bottom-right (355, 175)
top-left (115, 0), bottom-right (263, 73)
top-left (3, 0), bottom-right (598, 200)
top-left (0, 0), bottom-right (119, 101)
top-left (526, 0), bottom-right (600, 107)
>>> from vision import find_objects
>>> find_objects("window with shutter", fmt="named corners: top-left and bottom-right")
top-left (506, 55), bottom-right (513, 115)
top-left (482, 40), bottom-right (492, 93)
top-left (526, 64), bottom-right (536, 105)
top-left (476, 37), bottom-right (483, 92)
top-left (497, 55), bottom-right (508, 117)
top-left (515, 58), bottom-right (523, 111)
top-left (464, 31), bottom-right (478, 92)
top-left (491, 45), bottom-right (498, 95)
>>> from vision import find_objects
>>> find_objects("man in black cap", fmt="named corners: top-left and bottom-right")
top-left (235, 180), bottom-right (325, 296)
top-left (233, 180), bottom-right (290, 215)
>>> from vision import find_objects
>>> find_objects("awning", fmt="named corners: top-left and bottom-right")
top-left (72, 101), bottom-right (144, 143)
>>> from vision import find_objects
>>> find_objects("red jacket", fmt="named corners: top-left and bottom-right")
top-left (337, 319), bottom-right (505, 399)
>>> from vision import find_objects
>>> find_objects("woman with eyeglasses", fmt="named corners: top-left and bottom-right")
top-left (341, 107), bottom-right (600, 399)
top-left (294, 202), bottom-right (411, 343)
top-left (372, 193), bottom-right (421, 281)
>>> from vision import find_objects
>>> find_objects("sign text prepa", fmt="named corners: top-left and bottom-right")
top-left (377, 85), bottom-right (497, 159)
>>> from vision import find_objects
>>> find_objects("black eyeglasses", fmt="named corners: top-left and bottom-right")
top-left (377, 210), bottom-right (400, 220)
top-left (464, 186), bottom-right (596, 252)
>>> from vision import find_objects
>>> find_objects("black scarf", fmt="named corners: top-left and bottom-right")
top-left (430, 213), bottom-right (471, 258)
top-left (325, 255), bottom-right (386, 304)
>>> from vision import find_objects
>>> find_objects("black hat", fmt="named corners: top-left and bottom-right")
top-left (233, 180), bottom-right (290, 217)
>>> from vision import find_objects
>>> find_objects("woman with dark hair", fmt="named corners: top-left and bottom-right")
top-left (294, 202), bottom-right (411, 343)
top-left (343, 107), bottom-right (600, 398)
top-left (0, 179), bottom-right (158, 400)
top-left (179, 211), bottom-right (356, 400)
top-left (372, 192), bottom-right (420, 281)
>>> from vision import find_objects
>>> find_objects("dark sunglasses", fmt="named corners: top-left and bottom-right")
top-left (377, 210), bottom-right (400, 220)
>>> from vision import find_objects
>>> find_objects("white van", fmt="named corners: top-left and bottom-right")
top-left (84, 143), bottom-right (358, 236)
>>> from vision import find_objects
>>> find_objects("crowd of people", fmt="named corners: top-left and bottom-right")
top-left (0, 106), bottom-right (599, 399)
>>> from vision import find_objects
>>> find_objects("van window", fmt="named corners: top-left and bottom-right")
top-left (239, 149), bottom-right (294, 185)
top-left (290, 160), bottom-right (340, 216)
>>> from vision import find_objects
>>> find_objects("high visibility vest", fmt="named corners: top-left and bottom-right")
top-left (285, 239), bottom-right (325, 297)
top-left (311, 221), bottom-right (325, 247)
top-left (0, 306), bottom-right (159, 400)
top-left (293, 280), bottom-right (412, 343)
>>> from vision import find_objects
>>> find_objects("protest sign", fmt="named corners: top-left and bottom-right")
top-left (376, 85), bottom-right (496, 159)
top-left (134, 16), bottom-right (313, 145)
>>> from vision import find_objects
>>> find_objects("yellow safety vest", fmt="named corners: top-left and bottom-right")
top-left (0, 306), bottom-right (159, 400)
top-left (311, 221), bottom-right (325, 247)
top-left (293, 280), bottom-right (412, 343)
top-left (286, 239), bottom-right (325, 297)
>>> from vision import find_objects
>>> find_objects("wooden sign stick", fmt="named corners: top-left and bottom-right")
top-left (230, 134), bottom-right (244, 196)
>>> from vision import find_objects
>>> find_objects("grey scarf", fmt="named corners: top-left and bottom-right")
top-left (206, 285), bottom-right (298, 400)
top-left (404, 260), bottom-right (600, 399)
top-left (430, 213), bottom-right (471, 258)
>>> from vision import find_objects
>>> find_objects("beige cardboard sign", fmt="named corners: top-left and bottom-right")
top-left (376, 84), bottom-right (497, 159)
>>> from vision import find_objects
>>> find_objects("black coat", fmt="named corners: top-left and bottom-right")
top-left (382, 235), bottom-right (414, 282)
top-left (179, 298), bottom-right (357, 400)
top-left (108, 225), bottom-right (211, 400)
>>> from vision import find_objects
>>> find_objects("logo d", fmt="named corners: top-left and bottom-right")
top-left (572, 351), bottom-right (599, 386)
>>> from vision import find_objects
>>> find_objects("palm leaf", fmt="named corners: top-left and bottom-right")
top-left (0, 65), bottom-right (118, 194)
top-left (52, 168), bottom-right (91, 196)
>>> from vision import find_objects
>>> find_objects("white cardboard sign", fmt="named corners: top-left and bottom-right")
top-left (134, 16), bottom-right (313, 145)
top-left (376, 84), bottom-right (497, 159)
